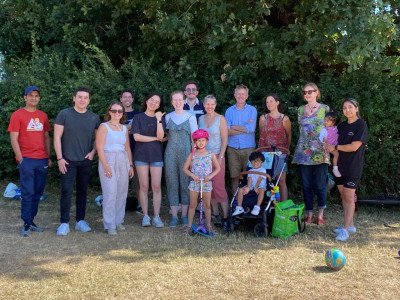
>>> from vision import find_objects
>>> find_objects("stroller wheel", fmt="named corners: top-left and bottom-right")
top-left (254, 223), bottom-right (267, 238)
top-left (226, 218), bottom-right (235, 233)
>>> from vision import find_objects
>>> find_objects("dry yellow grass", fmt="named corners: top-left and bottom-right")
top-left (0, 182), bottom-right (399, 300)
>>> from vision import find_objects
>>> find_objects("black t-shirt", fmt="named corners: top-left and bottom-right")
top-left (54, 107), bottom-right (101, 161)
top-left (337, 119), bottom-right (368, 178)
top-left (125, 110), bottom-right (141, 154)
top-left (130, 112), bottom-right (166, 163)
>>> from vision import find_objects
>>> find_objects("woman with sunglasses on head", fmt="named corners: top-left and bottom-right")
top-left (96, 101), bottom-right (134, 235)
top-left (293, 83), bottom-right (330, 225)
top-left (130, 93), bottom-right (166, 228)
top-left (326, 98), bottom-right (368, 241)
top-left (258, 93), bottom-right (292, 202)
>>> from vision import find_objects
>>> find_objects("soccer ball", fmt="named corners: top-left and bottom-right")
top-left (325, 248), bottom-right (346, 270)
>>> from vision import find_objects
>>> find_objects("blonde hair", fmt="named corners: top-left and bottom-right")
top-left (303, 82), bottom-right (321, 100)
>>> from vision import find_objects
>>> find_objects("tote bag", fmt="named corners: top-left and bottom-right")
top-left (272, 199), bottom-right (305, 238)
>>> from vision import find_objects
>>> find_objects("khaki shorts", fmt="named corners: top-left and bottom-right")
top-left (227, 147), bottom-right (255, 178)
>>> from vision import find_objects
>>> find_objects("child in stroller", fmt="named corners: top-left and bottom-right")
top-left (232, 152), bottom-right (267, 216)
top-left (228, 147), bottom-right (288, 236)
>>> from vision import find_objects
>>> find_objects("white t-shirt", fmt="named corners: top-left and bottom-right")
top-left (248, 167), bottom-right (267, 189)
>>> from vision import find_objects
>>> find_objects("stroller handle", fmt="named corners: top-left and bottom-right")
top-left (256, 146), bottom-right (290, 155)
top-left (239, 171), bottom-right (272, 182)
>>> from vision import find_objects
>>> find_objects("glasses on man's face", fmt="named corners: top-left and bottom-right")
top-left (185, 88), bottom-right (197, 92)
top-left (303, 90), bottom-right (316, 95)
top-left (109, 109), bottom-right (123, 114)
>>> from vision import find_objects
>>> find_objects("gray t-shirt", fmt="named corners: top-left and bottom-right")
top-left (55, 107), bottom-right (101, 161)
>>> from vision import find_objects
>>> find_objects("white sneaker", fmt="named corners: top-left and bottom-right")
top-left (232, 206), bottom-right (244, 216)
top-left (57, 223), bottom-right (70, 236)
top-left (116, 224), bottom-right (125, 231)
top-left (251, 205), bottom-right (261, 215)
top-left (333, 226), bottom-right (356, 234)
top-left (107, 228), bottom-right (117, 235)
top-left (75, 220), bottom-right (91, 232)
top-left (332, 167), bottom-right (341, 177)
top-left (335, 228), bottom-right (349, 241)
top-left (152, 216), bottom-right (164, 228)
top-left (142, 215), bottom-right (151, 227)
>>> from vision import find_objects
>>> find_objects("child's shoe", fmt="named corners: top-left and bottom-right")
top-left (332, 166), bottom-right (341, 177)
top-left (251, 205), bottom-right (260, 215)
top-left (232, 206), bottom-right (244, 216)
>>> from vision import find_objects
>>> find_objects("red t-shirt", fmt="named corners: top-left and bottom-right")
top-left (8, 108), bottom-right (50, 159)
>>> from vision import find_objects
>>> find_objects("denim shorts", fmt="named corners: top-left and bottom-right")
top-left (134, 161), bottom-right (164, 167)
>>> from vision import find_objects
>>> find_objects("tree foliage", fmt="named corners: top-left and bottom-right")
top-left (0, 0), bottom-right (399, 195)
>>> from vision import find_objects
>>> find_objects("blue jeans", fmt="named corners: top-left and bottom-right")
top-left (18, 157), bottom-right (49, 225)
top-left (60, 159), bottom-right (92, 223)
top-left (299, 164), bottom-right (328, 212)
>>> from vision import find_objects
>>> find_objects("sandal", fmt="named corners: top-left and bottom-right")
top-left (182, 226), bottom-right (191, 235)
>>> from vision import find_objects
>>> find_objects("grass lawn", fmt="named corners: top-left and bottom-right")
top-left (0, 180), bottom-right (399, 300)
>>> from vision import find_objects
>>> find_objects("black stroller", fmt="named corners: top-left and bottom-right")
top-left (227, 146), bottom-right (289, 237)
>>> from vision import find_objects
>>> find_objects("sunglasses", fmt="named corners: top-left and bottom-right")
top-left (185, 88), bottom-right (197, 92)
top-left (109, 109), bottom-right (123, 114)
top-left (303, 90), bottom-right (316, 95)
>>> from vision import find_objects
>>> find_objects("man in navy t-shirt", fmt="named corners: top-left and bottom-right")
top-left (120, 89), bottom-right (141, 212)
top-left (183, 81), bottom-right (205, 122)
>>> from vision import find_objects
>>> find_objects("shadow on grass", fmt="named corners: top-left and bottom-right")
top-left (1, 185), bottom-right (400, 282)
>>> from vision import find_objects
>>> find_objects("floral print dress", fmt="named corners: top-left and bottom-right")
top-left (188, 151), bottom-right (213, 193)
top-left (293, 105), bottom-right (330, 165)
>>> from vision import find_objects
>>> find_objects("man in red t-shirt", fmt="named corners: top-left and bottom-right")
top-left (8, 86), bottom-right (52, 237)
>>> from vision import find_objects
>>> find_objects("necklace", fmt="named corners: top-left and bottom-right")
top-left (108, 121), bottom-right (121, 129)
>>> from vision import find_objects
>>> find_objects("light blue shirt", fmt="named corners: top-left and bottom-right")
top-left (225, 103), bottom-right (257, 149)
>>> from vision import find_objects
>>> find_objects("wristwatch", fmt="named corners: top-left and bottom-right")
top-left (157, 120), bottom-right (162, 123)
top-left (335, 145), bottom-right (338, 150)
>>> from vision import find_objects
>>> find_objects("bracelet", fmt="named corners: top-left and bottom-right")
top-left (157, 120), bottom-right (162, 123)
top-left (219, 155), bottom-right (224, 159)
top-left (130, 164), bottom-right (134, 167)
top-left (57, 157), bottom-right (64, 161)
top-left (335, 145), bottom-right (338, 151)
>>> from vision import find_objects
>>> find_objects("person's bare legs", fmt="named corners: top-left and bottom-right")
top-left (211, 198), bottom-right (219, 216)
top-left (170, 206), bottom-right (178, 218)
top-left (136, 165), bottom-right (150, 215)
top-left (202, 192), bottom-right (212, 232)
top-left (220, 201), bottom-right (229, 218)
top-left (256, 188), bottom-right (266, 206)
top-left (181, 205), bottom-right (189, 217)
top-left (231, 177), bottom-right (239, 196)
top-left (187, 191), bottom-right (198, 229)
top-left (337, 185), bottom-right (355, 229)
top-left (236, 188), bottom-right (244, 206)
top-left (277, 172), bottom-right (288, 201)
top-left (149, 166), bottom-right (162, 216)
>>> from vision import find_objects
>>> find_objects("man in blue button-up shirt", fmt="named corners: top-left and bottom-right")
top-left (225, 84), bottom-right (257, 195)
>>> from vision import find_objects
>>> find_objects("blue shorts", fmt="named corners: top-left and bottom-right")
top-left (134, 161), bottom-right (164, 167)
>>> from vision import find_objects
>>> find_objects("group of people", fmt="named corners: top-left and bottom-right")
top-left (8, 81), bottom-right (367, 242)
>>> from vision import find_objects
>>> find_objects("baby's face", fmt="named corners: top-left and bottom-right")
top-left (324, 117), bottom-right (335, 128)
top-left (251, 158), bottom-right (263, 169)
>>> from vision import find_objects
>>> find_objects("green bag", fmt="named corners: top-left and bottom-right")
top-left (272, 199), bottom-right (305, 239)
